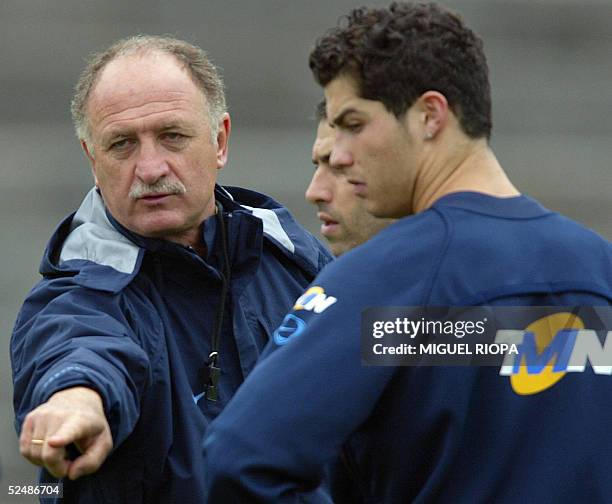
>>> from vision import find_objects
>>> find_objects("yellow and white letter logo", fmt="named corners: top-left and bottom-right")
top-left (293, 286), bottom-right (337, 314)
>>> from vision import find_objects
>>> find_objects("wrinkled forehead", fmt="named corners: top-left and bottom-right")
top-left (88, 51), bottom-right (204, 113)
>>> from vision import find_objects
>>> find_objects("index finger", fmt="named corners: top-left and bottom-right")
top-left (41, 443), bottom-right (72, 479)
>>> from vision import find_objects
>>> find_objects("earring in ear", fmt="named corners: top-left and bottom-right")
top-left (425, 131), bottom-right (433, 140)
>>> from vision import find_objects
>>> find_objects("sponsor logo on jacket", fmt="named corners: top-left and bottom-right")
top-left (273, 287), bottom-right (337, 345)
top-left (293, 286), bottom-right (337, 314)
top-left (495, 312), bottom-right (612, 395)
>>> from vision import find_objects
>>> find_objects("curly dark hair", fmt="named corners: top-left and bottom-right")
top-left (309, 2), bottom-right (492, 139)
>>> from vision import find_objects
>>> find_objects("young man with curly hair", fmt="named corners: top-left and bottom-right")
top-left (203, 3), bottom-right (612, 502)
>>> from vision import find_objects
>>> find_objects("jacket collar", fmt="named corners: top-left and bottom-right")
top-left (40, 186), bottom-right (330, 293)
top-left (221, 185), bottom-right (331, 278)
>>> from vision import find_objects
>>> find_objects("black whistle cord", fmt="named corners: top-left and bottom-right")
top-left (206, 200), bottom-right (231, 402)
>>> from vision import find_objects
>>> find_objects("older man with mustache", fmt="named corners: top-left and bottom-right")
top-left (11, 35), bottom-right (331, 503)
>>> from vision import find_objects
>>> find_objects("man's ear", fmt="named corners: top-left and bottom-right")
top-left (81, 140), bottom-right (99, 186)
top-left (418, 91), bottom-right (449, 140)
top-left (215, 113), bottom-right (231, 170)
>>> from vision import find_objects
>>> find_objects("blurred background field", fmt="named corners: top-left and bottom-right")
top-left (1, 1), bottom-right (610, 500)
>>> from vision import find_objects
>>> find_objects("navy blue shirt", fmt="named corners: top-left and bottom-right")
top-left (203, 192), bottom-right (612, 503)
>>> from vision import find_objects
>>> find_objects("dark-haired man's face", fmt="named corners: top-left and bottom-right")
top-left (306, 120), bottom-right (394, 256)
top-left (325, 75), bottom-right (423, 219)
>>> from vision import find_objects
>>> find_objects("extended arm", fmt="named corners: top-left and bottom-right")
top-left (12, 280), bottom-right (151, 479)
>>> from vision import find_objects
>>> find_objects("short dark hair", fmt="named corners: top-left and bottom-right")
top-left (309, 2), bottom-right (492, 139)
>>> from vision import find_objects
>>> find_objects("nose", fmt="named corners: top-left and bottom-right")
top-left (305, 168), bottom-right (332, 205)
top-left (134, 140), bottom-right (171, 184)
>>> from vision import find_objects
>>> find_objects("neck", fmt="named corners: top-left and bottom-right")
top-left (413, 136), bottom-right (519, 213)
top-left (164, 200), bottom-right (218, 257)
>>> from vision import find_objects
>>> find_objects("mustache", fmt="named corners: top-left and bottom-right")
top-left (129, 179), bottom-right (187, 199)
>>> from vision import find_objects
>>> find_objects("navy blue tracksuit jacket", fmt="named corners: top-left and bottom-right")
top-left (12, 185), bottom-right (332, 503)
top-left (204, 192), bottom-right (612, 503)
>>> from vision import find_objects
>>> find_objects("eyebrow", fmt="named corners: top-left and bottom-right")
top-left (102, 120), bottom-right (193, 143)
top-left (158, 121), bottom-right (190, 131)
top-left (330, 107), bottom-right (360, 128)
top-left (103, 128), bottom-right (132, 140)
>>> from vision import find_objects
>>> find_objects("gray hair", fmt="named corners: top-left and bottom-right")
top-left (71, 34), bottom-right (227, 144)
